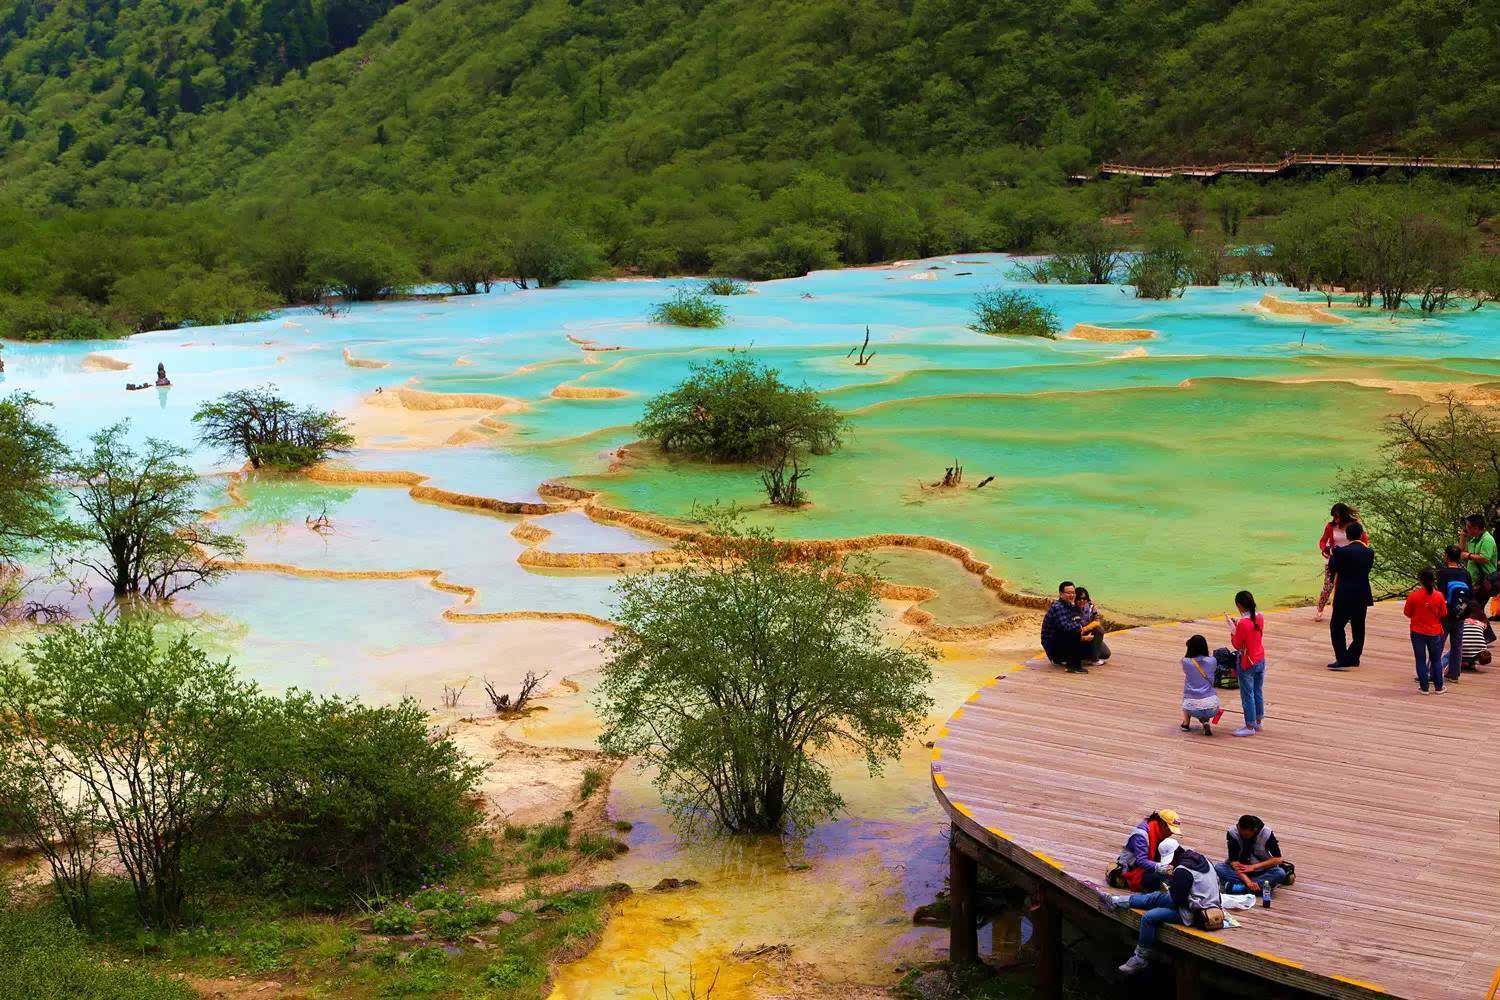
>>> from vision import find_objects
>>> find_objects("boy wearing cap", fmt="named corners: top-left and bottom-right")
top-left (1110, 809), bottom-right (1181, 893)
top-left (1215, 814), bottom-right (1290, 907)
top-left (1105, 839), bottom-right (1223, 974)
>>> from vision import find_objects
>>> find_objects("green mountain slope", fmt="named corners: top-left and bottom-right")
top-left (3, 0), bottom-right (1497, 211)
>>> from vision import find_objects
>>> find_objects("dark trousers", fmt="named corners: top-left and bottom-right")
top-left (1043, 630), bottom-right (1083, 667)
top-left (1443, 614), bottom-right (1465, 679)
top-left (1330, 601), bottom-right (1367, 666)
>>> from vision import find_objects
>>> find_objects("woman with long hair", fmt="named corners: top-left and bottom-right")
top-left (1179, 634), bottom-right (1221, 736)
top-left (1404, 567), bottom-right (1448, 694)
top-left (1228, 590), bottom-right (1267, 736)
top-left (1316, 503), bottom-right (1366, 620)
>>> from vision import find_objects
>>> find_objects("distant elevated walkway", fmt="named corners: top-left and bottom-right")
top-left (1071, 154), bottom-right (1500, 182)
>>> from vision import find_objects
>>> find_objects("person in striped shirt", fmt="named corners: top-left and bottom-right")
top-left (1461, 600), bottom-right (1492, 672)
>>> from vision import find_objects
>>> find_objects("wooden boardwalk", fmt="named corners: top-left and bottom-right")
top-left (1070, 154), bottom-right (1500, 182)
top-left (933, 602), bottom-right (1500, 999)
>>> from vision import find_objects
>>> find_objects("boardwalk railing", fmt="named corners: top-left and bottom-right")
top-left (1079, 154), bottom-right (1500, 181)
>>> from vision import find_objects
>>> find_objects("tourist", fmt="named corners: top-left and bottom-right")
top-left (1327, 521), bottom-right (1374, 671)
top-left (1228, 590), bottom-right (1266, 736)
top-left (1179, 634), bottom-right (1220, 736)
top-left (1107, 809), bottom-right (1182, 892)
top-left (1461, 599), bottom-right (1493, 673)
top-left (1460, 514), bottom-right (1497, 604)
top-left (1316, 503), bottom-right (1367, 620)
top-left (1214, 815), bottom-right (1291, 908)
top-left (1438, 545), bottom-right (1471, 683)
top-left (1041, 581), bottom-right (1090, 674)
top-left (1075, 586), bottom-right (1110, 665)
top-left (1404, 568), bottom-right (1449, 694)
top-left (1106, 838), bottom-right (1223, 974)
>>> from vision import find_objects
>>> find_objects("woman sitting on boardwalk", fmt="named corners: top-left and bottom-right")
top-left (1228, 590), bottom-right (1266, 737)
top-left (1180, 634), bottom-right (1221, 735)
top-left (1107, 809), bottom-right (1182, 892)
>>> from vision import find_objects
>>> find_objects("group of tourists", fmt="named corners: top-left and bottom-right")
top-left (1103, 810), bottom-right (1292, 974)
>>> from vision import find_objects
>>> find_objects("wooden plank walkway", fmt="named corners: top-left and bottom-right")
top-left (933, 602), bottom-right (1500, 999)
top-left (1069, 154), bottom-right (1500, 182)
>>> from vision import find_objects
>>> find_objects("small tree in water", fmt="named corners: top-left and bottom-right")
top-left (63, 423), bottom-right (243, 599)
top-left (595, 514), bottom-right (935, 835)
top-left (969, 287), bottom-right (1060, 338)
top-left (194, 385), bottom-right (354, 469)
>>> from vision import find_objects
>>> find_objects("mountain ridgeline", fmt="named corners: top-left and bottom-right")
top-left (0, 0), bottom-right (1497, 339)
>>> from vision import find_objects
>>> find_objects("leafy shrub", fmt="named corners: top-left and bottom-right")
top-left (207, 693), bottom-right (484, 905)
top-left (1126, 225), bottom-right (1192, 299)
top-left (194, 385), bottom-right (354, 469)
top-left (485, 953), bottom-right (545, 990)
top-left (370, 904), bottom-right (418, 936)
top-left (702, 277), bottom-right (748, 295)
top-left (711, 225), bottom-right (839, 280)
top-left (968, 287), bottom-right (1060, 338)
top-left (637, 355), bottom-right (844, 463)
top-left (649, 287), bottom-right (726, 328)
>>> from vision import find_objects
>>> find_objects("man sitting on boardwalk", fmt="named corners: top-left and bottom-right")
top-left (1106, 838), bottom-right (1224, 975)
top-left (1041, 581), bottom-right (1100, 674)
top-left (1215, 814), bottom-right (1291, 907)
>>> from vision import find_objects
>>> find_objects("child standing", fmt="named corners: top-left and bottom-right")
top-left (1179, 635), bottom-right (1221, 736)
top-left (1229, 590), bottom-right (1267, 737)
top-left (1404, 568), bottom-right (1449, 693)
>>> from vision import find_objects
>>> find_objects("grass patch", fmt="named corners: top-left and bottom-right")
top-left (702, 277), bottom-right (749, 295)
top-left (574, 833), bottom-right (626, 859)
top-left (579, 766), bottom-right (605, 800)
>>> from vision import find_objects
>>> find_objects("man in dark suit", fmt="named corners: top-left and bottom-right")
top-left (1328, 520), bottom-right (1374, 670)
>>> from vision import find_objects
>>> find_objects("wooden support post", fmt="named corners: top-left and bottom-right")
top-left (949, 827), bottom-right (978, 968)
top-left (1033, 888), bottom-right (1062, 1000)
top-left (1175, 955), bottom-right (1204, 1000)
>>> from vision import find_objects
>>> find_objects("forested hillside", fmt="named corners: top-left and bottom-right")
top-left (0, 0), bottom-right (1497, 340)
top-left (2, 0), bottom-right (1497, 210)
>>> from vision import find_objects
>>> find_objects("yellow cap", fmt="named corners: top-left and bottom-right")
top-left (1156, 809), bottom-right (1183, 834)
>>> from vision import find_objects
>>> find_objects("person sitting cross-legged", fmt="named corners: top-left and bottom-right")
top-left (1214, 814), bottom-right (1292, 908)
top-left (1105, 839), bottom-right (1223, 975)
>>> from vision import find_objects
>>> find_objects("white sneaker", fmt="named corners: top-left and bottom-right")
top-left (1232, 726), bottom-right (1256, 737)
top-left (1119, 953), bottom-right (1150, 974)
top-left (1105, 895), bottom-right (1131, 910)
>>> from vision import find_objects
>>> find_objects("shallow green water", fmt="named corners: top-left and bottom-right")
top-left (4, 258), bottom-right (1497, 687)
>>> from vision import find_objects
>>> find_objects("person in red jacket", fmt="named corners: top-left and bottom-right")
top-left (1405, 567), bottom-right (1450, 693)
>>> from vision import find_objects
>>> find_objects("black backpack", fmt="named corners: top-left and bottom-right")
top-left (1212, 647), bottom-right (1240, 689)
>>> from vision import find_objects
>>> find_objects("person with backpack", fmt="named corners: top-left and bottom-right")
top-left (1227, 590), bottom-right (1266, 736)
top-left (1105, 839), bottom-right (1224, 974)
top-left (1316, 503), bottom-right (1367, 620)
top-left (1107, 809), bottom-right (1182, 892)
top-left (1214, 815), bottom-right (1292, 908)
top-left (1438, 545), bottom-right (1471, 683)
top-left (1405, 567), bottom-right (1450, 694)
top-left (1327, 521), bottom-right (1374, 670)
top-left (1179, 635), bottom-right (1221, 736)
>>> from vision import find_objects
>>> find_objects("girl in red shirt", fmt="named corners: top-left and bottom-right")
top-left (1228, 590), bottom-right (1267, 736)
top-left (1404, 567), bottom-right (1449, 693)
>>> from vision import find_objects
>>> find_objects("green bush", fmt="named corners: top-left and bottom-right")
top-left (0, 296), bottom-right (121, 341)
top-left (701, 277), bottom-right (748, 295)
top-left (370, 904), bottom-right (418, 935)
top-left (968, 287), bottom-right (1060, 338)
top-left (637, 355), bottom-right (844, 463)
top-left (485, 953), bottom-right (545, 990)
top-left (206, 692), bottom-right (484, 905)
top-left (649, 287), bottom-right (727, 328)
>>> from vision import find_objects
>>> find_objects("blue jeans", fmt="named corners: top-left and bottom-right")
top-left (1411, 631), bottom-right (1445, 691)
top-left (1126, 891), bottom-right (1181, 953)
top-left (1238, 659), bottom-right (1266, 726)
top-left (1443, 615), bottom-right (1464, 679)
top-left (1214, 861), bottom-right (1287, 895)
